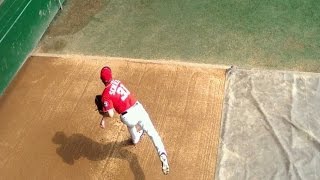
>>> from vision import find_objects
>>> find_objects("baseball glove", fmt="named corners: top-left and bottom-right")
top-left (95, 95), bottom-right (104, 114)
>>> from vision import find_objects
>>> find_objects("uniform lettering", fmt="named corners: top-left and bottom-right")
top-left (109, 80), bottom-right (130, 101)
top-left (109, 80), bottom-right (120, 95)
top-left (117, 84), bottom-right (130, 101)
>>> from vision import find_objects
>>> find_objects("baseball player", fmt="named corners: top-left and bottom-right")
top-left (98, 66), bottom-right (170, 175)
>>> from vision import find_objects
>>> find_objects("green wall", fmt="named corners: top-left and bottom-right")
top-left (0, 0), bottom-right (64, 95)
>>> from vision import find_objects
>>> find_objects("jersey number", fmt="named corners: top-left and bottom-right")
top-left (117, 84), bottom-right (130, 101)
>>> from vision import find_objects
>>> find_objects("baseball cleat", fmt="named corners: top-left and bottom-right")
top-left (132, 130), bottom-right (144, 145)
top-left (160, 153), bottom-right (169, 175)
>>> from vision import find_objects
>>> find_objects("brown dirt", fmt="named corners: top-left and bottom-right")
top-left (0, 55), bottom-right (226, 180)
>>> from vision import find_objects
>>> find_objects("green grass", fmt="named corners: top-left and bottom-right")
top-left (41, 0), bottom-right (320, 72)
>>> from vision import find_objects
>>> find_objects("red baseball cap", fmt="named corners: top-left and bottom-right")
top-left (100, 66), bottom-right (112, 82)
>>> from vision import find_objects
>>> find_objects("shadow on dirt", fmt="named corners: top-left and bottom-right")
top-left (52, 131), bottom-right (145, 180)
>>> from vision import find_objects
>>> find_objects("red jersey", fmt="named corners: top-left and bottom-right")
top-left (101, 80), bottom-right (137, 114)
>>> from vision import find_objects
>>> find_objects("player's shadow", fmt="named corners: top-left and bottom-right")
top-left (52, 131), bottom-right (145, 180)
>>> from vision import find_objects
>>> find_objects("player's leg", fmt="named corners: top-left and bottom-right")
top-left (120, 112), bottom-right (143, 144)
top-left (140, 117), bottom-right (169, 174)
top-left (135, 102), bottom-right (169, 174)
top-left (127, 125), bottom-right (143, 144)
top-left (140, 117), bottom-right (166, 155)
top-left (132, 102), bottom-right (166, 154)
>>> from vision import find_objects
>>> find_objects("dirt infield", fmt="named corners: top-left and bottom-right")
top-left (0, 55), bottom-right (226, 179)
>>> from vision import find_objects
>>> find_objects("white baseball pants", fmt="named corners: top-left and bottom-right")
top-left (120, 101), bottom-right (167, 156)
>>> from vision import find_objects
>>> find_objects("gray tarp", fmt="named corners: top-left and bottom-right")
top-left (216, 68), bottom-right (320, 180)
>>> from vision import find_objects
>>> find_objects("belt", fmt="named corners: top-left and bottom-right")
top-left (121, 111), bottom-right (127, 115)
top-left (121, 102), bottom-right (138, 115)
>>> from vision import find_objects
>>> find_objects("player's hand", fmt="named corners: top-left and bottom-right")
top-left (100, 118), bottom-right (105, 129)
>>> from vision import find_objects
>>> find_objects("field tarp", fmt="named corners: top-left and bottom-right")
top-left (217, 68), bottom-right (320, 180)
